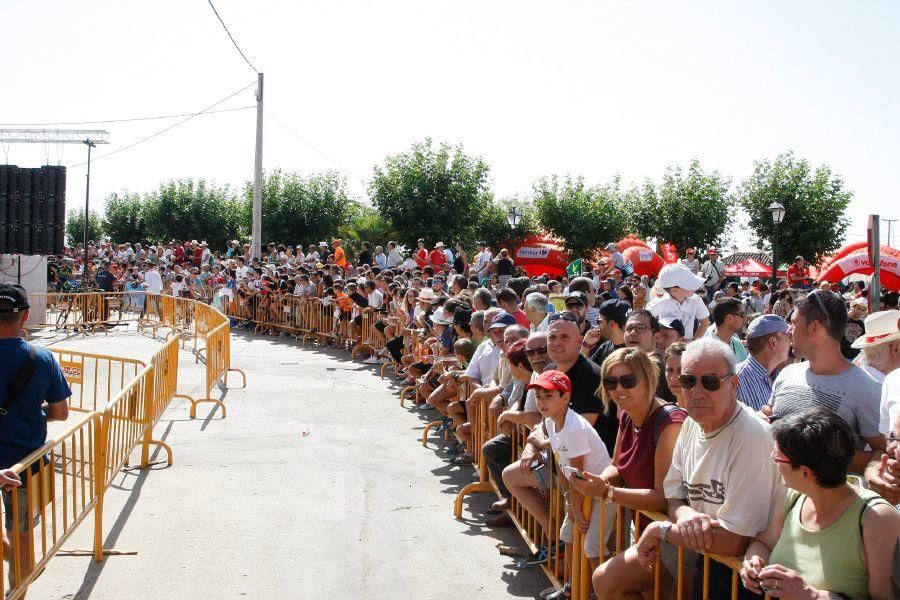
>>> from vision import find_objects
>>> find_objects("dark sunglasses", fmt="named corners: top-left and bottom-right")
top-left (524, 346), bottom-right (548, 356)
top-left (678, 373), bottom-right (734, 391)
top-left (602, 374), bottom-right (639, 390)
top-left (548, 312), bottom-right (579, 324)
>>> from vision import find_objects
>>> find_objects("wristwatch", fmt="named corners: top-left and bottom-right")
top-left (659, 521), bottom-right (673, 544)
top-left (605, 485), bottom-right (615, 503)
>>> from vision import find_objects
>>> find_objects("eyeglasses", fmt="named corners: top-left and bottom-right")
top-left (678, 373), bottom-right (734, 391)
top-left (548, 312), bottom-right (579, 324)
top-left (565, 303), bottom-right (585, 310)
top-left (602, 374), bottom-right (639, 390)
top-left (624, 323), bottom-right (651, 334)
top-left (524, 346), bottom-right (548, 356)
top-left (770, 453), bottom-right (792, 465)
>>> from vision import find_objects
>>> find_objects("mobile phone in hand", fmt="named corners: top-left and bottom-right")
top-left (563, 466), bottom-right (587, 480)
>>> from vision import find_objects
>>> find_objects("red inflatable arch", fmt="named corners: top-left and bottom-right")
top-left (613, 235), bottom-right (664, 277)
top-left (622, 245), bottom-right (665, 277)
top-left (816, 245), bottom-right (900, 291)
top-left (510, 234), bottom-right (571, 278)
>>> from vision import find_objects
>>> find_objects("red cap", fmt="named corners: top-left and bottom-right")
top-left (526, 370), bottom-right (571, 394)
top-left (708, 247), bottom-right (718, 254)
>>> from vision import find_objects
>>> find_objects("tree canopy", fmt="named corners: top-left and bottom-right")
top-left (369, 139), bottom-right (492, 248)
top-left (533, 175), bottom-right (627, 258)
top-left (628, 159), bottom-right (733, 252)
top-left (739, 151), bottom-right (852, 262)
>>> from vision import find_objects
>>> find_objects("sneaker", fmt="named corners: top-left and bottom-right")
top-left (525, 546), bottom-right (549, 565)
top-left (539, 586), bottom-right (557, 599)
top-left (417, 402), bottom-right (435, 410)
top-left (363, 356), bottom-right (380, 364)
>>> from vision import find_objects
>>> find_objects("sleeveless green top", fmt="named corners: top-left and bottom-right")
top-left (768, 486), bottom-right (891, 598)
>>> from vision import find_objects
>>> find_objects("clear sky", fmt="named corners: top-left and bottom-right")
top-left (2, 0), bottom-right (898, 248)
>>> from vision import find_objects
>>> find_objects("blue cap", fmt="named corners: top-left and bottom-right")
top-left (746, 314), bottom-right (788, 339)
top-left (489, 311), bottom-right (517, 329)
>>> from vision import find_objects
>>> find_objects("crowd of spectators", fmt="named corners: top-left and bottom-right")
top-left (25, 236), bottom-right (900, 598)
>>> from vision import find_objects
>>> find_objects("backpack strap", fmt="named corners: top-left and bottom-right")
top-left (0, 343), bottom-right (37, 417)
top-left (652, 403), bottom-right (687, 447)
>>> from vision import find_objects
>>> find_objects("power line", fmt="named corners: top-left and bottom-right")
top-left (0, 105), bottom-right (255, 127)
top-left (264, 110), bottom-right (367, 185)
top-left (66, 81), bottom-right (256, 168)
top-left (207, 0), bottom-right (259, 73)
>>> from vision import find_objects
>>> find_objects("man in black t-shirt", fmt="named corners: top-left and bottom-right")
top-left (583, 299), bottom-right (629, 368)
top-left (545, 313), bottom-right (616, 454)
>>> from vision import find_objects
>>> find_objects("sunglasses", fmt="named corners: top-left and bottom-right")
top-left (807, 290), bottom-right (833, 332)
top-left (548, 312), bottom-right (579, 324)
top-left (565, 303), bottom-right (585, 310)
top-left (678, 373), bottom-right (734, 391)
top-left (524, 346), bottom-right (548, 356)
top-left (602, 374), bottom-right (639, 390)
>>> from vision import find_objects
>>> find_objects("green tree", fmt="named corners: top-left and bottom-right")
top-left (103, 192), bottom-right (146, 244)
top-left (628, 159), bottom-right (733, 251)
top-left (143, 179), bottom-right (243, 250)
top-left (739, 152), bottom-right (852, 262)
top-left (242, 169), bottom-right (356, 249)
top-left (472, 197), bottom-right (538, 250)
top-left (369, 139), bottom-right (492, 247)
top-left (338, 206), bottom-right (399, 248)
top-left (65, 208), bottom-right (104, 246)
top-left (533, 175), bottom-right (628, 258)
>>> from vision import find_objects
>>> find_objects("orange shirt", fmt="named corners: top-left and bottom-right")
top-left (334, 246), bottom-right (347, 267)
top-left (335, 291), bottom-right (353, 313)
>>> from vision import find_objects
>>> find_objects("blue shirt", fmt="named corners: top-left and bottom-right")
top-left (735, 354), bottom-right (771, 411)
top-left (0, 339), bottom-right (72, 469)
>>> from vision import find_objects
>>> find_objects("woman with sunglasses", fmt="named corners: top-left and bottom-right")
top-left (741, 407), bottom-right (899, 600)
top-left (568, 348), bottom-right (686, 598)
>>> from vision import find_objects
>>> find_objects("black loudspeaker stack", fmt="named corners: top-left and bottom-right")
top-left (0, 165), bottom-right (67, 256)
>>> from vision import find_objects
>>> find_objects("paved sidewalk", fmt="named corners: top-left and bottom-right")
top-left (26, 328), bottom-right (548, 599)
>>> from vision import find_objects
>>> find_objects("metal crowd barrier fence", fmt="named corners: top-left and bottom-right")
top-left (50, 348), bottom-right (145, 413)
top-left (0, 411), bottom-right (104, 600)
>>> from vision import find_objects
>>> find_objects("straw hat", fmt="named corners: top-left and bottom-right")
top-left (852, 310), bottom-right (900, 349)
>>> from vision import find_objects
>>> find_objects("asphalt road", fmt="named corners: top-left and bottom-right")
top-left (25, 327), bottom-right (548, 599)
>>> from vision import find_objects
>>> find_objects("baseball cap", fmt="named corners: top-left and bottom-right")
top-left (526, 369), bottom-right (571, 394)
top-left (598, 299), bottom-right (630, 328)
top-left (0, 283), bottom-right (29, 312)
top-left (565, 291), bottom-right (588, 307)
top-left (658, 316), bottom-right (685, 338)
top-left (488, 311), bottom-right (517, 329)
top-left (657, 263), bottom-right (706, 292)
top-left (746, 315), bottom-right (789, 340)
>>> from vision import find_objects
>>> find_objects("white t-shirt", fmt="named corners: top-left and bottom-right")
top-left (768, 361), bottom-right (883, 448)
top-left (663, 403), bottom-right (784, 537)
top-left (367, 290), bottom-right (384, 310)
top-left (880, 368), bottom-right (900, 436)
top-left (169, 280), bottom-right (184, 296)
top-left (646, 293), bottom-right (710, 340)
top-left (546, 408), bottom-right (612, 479)
top-left (386, 249), bottom-right (403, 268)
top-left (143, 269), bottom-right (163, 294)
top-left (464, 340), bottom-right (500, 386)
top-left (475, 250), bottom-right (492, 273)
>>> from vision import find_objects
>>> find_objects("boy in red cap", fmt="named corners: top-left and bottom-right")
top-left (502, 369), bottom-right (613, 595)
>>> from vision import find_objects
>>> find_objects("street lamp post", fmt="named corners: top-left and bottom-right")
top-left (767, 201), bottom-right (786, 290)
top-left (83, 139), bottom-right (96, 285)
top-left (506, 206), bottom-right (522, 269)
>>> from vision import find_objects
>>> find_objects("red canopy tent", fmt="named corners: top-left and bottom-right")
top-left (725, 258), bottom-right (775, 278)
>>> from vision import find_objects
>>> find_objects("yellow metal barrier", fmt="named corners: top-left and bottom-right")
top-left (141, 334), bottom-right (195, 467)
top-left (50, 348), bottom-right (145, 413)
top-left (0, 411), bottom-right (104, 600)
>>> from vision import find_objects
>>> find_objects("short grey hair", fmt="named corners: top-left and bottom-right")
top-left (471, 310), bottom-right (485, 331)
top-left (682, 337), bottom-right (737, 374)
top-left (524, 292), bottom-right (549, 313)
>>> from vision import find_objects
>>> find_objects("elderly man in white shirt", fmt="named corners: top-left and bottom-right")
top-left (647, 263), bottom-right (710, 340)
